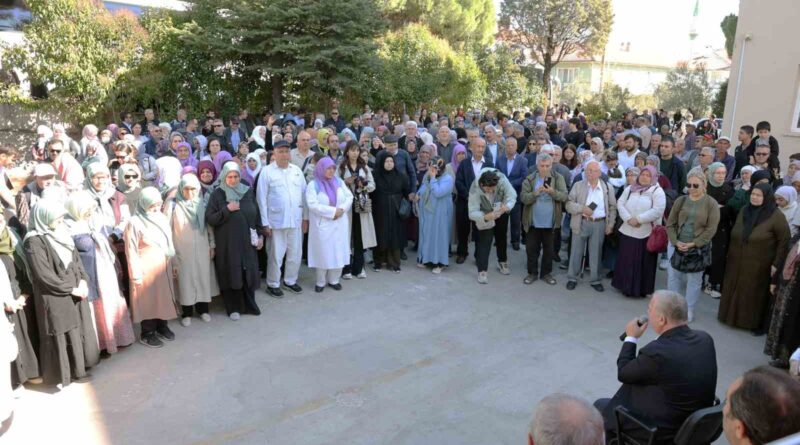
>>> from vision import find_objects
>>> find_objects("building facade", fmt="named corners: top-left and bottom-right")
top-left (722, 0), bottom-right (800, 167)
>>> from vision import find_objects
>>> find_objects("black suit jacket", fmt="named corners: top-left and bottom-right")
top-left (602, 325), bottom-right (717, 442)
top-left (455, 154), bottom-right (494, 200)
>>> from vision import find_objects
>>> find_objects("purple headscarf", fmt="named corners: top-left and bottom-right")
top-left (450, 143), bottom-right (467, 173)
top-left (181, 166), bottom-right (197, 176)
top-left (176, 141), bottom-right (198, 169)
top-left (212, 151), bottom-right (232, 174)
top-left (314, 157), bottom-right (339, 206)
top-left (630, 165), bottom-right (658, 193)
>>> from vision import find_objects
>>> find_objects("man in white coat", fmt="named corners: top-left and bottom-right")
top-left (257, 140), bottom-right (308, 297)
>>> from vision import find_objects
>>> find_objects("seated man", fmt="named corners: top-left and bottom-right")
top-left (595, 290), bottom-right (717, 444)
top-left (723, 366), bottom-right (800, 445)
top-left (528, 393), bottom-right (604, 445)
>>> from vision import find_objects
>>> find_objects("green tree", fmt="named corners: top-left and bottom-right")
top-left (476, 44), bottom-right (543, 110)
top-left (0, 0), bottom-right (148, 122)
top-left (179, 0), bottom-right (385, 111)
top-left (499, 0), bottom-right (613, 101)
top-left (581, 83), bottom-right (633, 121)
top-left (383, 0), bottom-right (497, 49)
top-left (720, 14), bottom-right (738, 58)
top-left (654, 63), bottom-right (712, 116)
top-left (373, 24), bottom-right (484, 110)
top-left (712, 78), bottom-right (728, 117)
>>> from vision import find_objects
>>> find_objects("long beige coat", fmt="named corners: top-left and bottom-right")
top-left (170, 204), bottom-right (219, 307)
top-left (340, 166), bottom-right (377, 249)
top-left (124, 217), bottom-right (178, 323)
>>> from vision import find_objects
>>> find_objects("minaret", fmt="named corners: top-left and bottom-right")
top-left (688, 0), bottom-right (699, 62)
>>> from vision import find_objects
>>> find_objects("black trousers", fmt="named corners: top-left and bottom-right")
top-left (526, 227), bottom-right (554, 277)
top-left (375, 248), bottom-right (401, 269)
top-left (475, 213), bottom-right (509, 272)
top-left (343, 215), bottom-right (365, 275)
top-left (141, 319), bottom-right (168, 336)
top-left (181, 302), bottom-right (209, 318)
top-left (455, 197), bottom-right (472, 257)
top-left (222, 269), bottom-right (260, 315)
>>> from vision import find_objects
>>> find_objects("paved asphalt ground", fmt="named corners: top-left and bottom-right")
top-left (7, 246), bottom-right (761, 444)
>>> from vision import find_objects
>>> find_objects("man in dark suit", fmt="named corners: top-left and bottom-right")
top-left (595, 290), bottom-right (718, 445)
top-left (455, 137), bottom-right (493, 264)
top-left (224, 117), bottom-right (248, 155)
top-left (495, 138), bottom-right (527, 250)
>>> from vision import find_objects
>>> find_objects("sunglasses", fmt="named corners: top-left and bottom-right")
top-left (124, 174), bottom-right (139, 179)
top-left (687, 183), bottom-right (702, 189)
top-left (49, 149), bottom-right (62, 154)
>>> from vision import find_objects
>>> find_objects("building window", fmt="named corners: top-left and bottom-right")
top-left (793, 72), bottom-right (800, 133)
top-left (557, 68), bottom-right (576, 85)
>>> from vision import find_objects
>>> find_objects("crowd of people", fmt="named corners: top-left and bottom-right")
top-left (0, 103), bottom-right (799, 441)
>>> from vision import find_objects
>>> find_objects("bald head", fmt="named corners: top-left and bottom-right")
top-left (530, 394), bottom-right (604, 445)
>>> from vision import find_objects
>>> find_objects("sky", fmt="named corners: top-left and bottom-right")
top-left (495, 0), bottom-right (741, 63)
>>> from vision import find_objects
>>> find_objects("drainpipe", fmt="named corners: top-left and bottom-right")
top-left (729, 33), bottom-right (752, 139)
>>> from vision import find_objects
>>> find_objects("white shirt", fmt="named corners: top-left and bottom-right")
top-left (505, 153), bottom-right (517, 175)
top-left (472, 157), bottom-right (486, 179)
top-left (257, 162), bottom-right (307, 229)
top-left (585, 180), bottom-right (606, 219)
top-left (617, 149), bottom-right (640, 172)
top-left (487, 143), bottom-right (499, 162)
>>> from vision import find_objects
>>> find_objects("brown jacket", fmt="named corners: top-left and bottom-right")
top-left (666, 195), bottom-right (720, 247)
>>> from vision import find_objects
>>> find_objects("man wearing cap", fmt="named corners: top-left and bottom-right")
top-left (257, 140), bottom-right (308, 297)
top-left (16, 163), bottom-right (60, 229)
top-left (713, 137), bottom-right (735, 182)
top-left (224, 116), bottom-right (247, 155)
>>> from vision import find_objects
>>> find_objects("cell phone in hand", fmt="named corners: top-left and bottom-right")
top-left (588, 202), bottom-right (598, 211)
top-left (544, 177), bottom-right (552, 187)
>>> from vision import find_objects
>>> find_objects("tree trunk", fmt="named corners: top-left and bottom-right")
top-left (542, 59), bottom-right (553, 108)
top-left (271, 74), bottom-right (283, 112)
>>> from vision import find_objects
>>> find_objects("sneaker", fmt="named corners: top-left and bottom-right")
top-left (416, 262), bottom-right (426, 269)
top-left (180, 317), bottom-right (191, 327)
top-left (267, 286), bottom-right (284, 298)
top-left (709, 289), bottom-right (721, 299)
top-left (477, 271), bottom-right (488, 284)
top-left (659, 258), bottom-right (669, 270)
top-left (342, 273), bottom-right (353, 280)
top-left (156, 326), bottom-right (175, 341)
top-left (282, 282), bottom-right (303, 294)
top-left (200, 313), bottom-right (211, 323)
top-left (357, 270), bottom-right (367, 279)
top-left (702, 284), bottom-right (712, 295)
top-left (392, 267), bottom-right (401, 273)
top-left (498, 262), bottom-right (510, 275)
top-left (687, 309), bottom-right (694, 323)
top-left (229, 312), bottom-right (241, 321)
top-left (432, 266), bottom-right (442, 274)
top-left (372, 265), bottom-right (382, 272)
top-left (559, 260), bottom-right (569, 270)
top-left (139, 334), bottom-right (163, 348)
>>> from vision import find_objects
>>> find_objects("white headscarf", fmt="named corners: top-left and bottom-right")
top-left (250, 125), bottom-right (266, 148)
top-left (155, 156), bottom-right (182, 192)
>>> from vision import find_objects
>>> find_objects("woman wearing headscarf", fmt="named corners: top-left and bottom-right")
top-left (316, 127), bottom-right (332, 153)
top-left (700, 162), bottom-right (736, 299)
top-left (445, 144), bottom-right (467, 178)
top-left (243, 153), bottom-right (262, 188)
top-left (155, 156), bottom-right (182, 219)
top-left (0, 212), bottom-right (40, 388)
top-left (372, 152), bottom-right (410, 272)
top-left (80, 140), bottom-right (108, 170)
top-left (666, 167), bottom-right (720, 322)
top-left (730, 165), bottom-right (758, 212)
top-left (124, 187), bottom-right (178, 348)
top-left (306, 158), bottom-right (353, 292)
top-left (197, 160), bottom-right (217, 196)
top-left (775, 185), bottom-right (800, 236)
top-left (192, 135), bottom-right (209, 160)
top-left (65, 191), bottom-right (134, 355)
top-left (49, 139), bottom-right (85, 194)
top-left (765, 229), bottom-right (800, 368)
top-left (612, 166), bottom-right (666, 298)
top-left (175, 141), bottom-right (198, 171)
top-left (126, 142), bottom-right (157, 188)
top-left (338, 141), bottom-right (377, 279)
top-left (782, 160), bottom-right (800, 187)
top-left (416, 156), bottom-right (454, 274)
top-left (23, 198), bottom-right (99, 386)
top-left (112, 163), bottom-right (141, 300)
top-left (205, 163), bottom-right (261, 320)
top-left (170, 174), bottom-right (218, 326)
top-left (248, 126), bottom-right (267, 152)
top-left (158, 129), bottom-right (182, 158)
top-left (720, 183), bottom-right (791, 332)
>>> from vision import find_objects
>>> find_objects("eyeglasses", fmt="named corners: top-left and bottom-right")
top-left (124, 174), bottom-right (139, 179)
top-left (331, 112), bottom-right (339, 116)
top-left (231, 122), bottom-right (239, 125)
top-left (687, 183), bottom-right (702, 189)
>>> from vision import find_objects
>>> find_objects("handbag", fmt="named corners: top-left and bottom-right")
top-left (670, 242), bottom-right (712, 273)
top-left (353, 191), bottom-right (372, 214)
top-left (398, 198), bottom-right (412, 220)
top-left (647, 225), bottom-right (668, 253)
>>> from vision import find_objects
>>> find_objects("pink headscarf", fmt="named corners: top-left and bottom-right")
top-left (313, 157), bottom-right (339, 206)
top-left (211, 151), bottom-right (232, 174)
top-left (630, 165), bottom-right (658, 193)
top-left (450, 144), bottom-right (467, 173)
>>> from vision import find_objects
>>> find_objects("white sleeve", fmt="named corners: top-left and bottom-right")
top-left (257, 167), bottom-right (270, 228)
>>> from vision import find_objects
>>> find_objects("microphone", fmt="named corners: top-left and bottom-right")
top-left (619, 315), bottom-right (649, 341)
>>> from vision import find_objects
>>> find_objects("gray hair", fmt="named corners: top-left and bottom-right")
top-left (652, 290), bottom-right (688, 323)
top-left (530, 393), bottom-right (604, 445)
top-left (537, 153), bottom-right (553, 164)
top-left (687, 166), bottom-right (707, 187)
top-left (700, 146), bottom-right (715, 157)
top-left (405, 121), bottom-right (418, 129)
